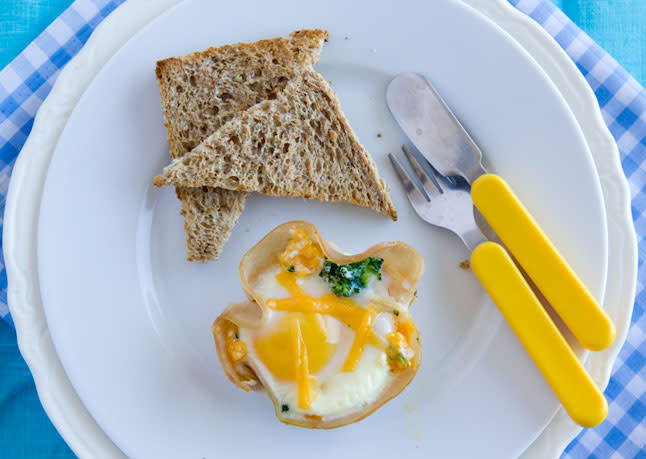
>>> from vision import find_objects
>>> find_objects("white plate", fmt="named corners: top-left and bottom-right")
top-left (37, 0), bottom-right (608, 456)
top-left (4, 0), bottom-right (636, 457)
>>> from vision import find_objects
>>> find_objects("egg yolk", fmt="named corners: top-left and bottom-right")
top-left (254, 312), bottom-right (335, 382)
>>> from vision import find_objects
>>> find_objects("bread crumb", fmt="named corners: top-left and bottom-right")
top-left (371, 48), bottom-right (377, 54)
top-left (377, 132), bottom-right (382, 138)
top-left (329, 80), bottom-right (333, 85)
top-left (244, 227), bottom-right (250, 232)
top-left (459, 259), bottom-right (470, 270)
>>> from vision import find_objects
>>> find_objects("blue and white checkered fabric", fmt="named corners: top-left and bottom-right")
top-left (0, 0), bottom-right (125, 326)
top-left (0, 0), bottom-right (643, 456)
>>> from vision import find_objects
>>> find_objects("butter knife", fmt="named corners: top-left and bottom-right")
top-left (386, 72), bottom-right (615, 351)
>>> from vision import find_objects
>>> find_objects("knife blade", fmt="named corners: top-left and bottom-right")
top-left (386, 72), bottom-right (485, 183)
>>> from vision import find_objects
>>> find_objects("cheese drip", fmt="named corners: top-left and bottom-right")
top-left (342, 305), bottom-right (377, 371)
top-left (290, 316), bottom-right (317, 409)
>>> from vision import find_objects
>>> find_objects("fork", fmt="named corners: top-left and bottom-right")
top-left (389, 145), bottom-right (607, 428)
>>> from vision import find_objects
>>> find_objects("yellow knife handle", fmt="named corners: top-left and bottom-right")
top-left (471, 174), bottom-right (615, 351)
top-left (471, 242), bottom-right (607, 427)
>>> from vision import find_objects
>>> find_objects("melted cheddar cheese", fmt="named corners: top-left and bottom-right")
top-left (342, 305), bottom-right (377, 372)
top-left (278, 228), bottom-right (324, 275)
top-left (225, 323), bottom-right (247, 362)
top-left (290, 316), bottom-right (317, 409)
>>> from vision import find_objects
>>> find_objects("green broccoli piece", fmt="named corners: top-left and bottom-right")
top-left (319, 257), bottom-right (384, 297)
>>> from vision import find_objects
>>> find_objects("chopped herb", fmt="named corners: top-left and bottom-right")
top-left (234, 332), bottom-right (239, 339)
top-left (281, 404), bottom-right (290, 412)
top-left (393, 310), bottom-right (400, 316)
top-left (416, 336), bottom-right (420, 342)
top-left (388, 351), bottom-right (410, 368)
top-left (286, 265), bottom-right (295, 272)
top-left (319, 256), bottom-right (384, 297)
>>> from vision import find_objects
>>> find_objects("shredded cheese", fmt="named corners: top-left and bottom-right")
top-left (225, 323), bottom-right (247, 362)
top-left (278, 228), bottom-right (324, 275)
top-left (398, 320), bottom-right (417, 344)
top-left (275, 270), bottom-right (304, 296)
top-left (342, 305), bottom-right (377, 372)
top-left (386, 330), bottom-right (415, 369)
top-left (290, 316), bottom-right (317, 409)
top-left (387, 331), bottom-right (408, 350)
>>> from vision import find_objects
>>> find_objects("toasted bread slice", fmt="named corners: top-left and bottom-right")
top-left (155, 71), bottom-right (397, 221)
top-left (155, 29), bottom-right (328, 261)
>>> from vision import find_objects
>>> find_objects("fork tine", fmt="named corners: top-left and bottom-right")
top-left (423, 154), bottom-right (458, 191)
top-left (401, 145), bottom-right (443, 197)
top-left (388, 153), bottom-right (430, 208)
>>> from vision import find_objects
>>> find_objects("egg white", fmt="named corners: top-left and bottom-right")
top-left (240, 265), bottom-right (399, 419)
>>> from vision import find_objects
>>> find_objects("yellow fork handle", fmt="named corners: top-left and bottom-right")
top-left (471, 242), bottom-right (607, 427)
top-left (471, 174), bottom-right (615, 351)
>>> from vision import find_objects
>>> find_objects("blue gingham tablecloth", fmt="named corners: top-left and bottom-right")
top-left (0, 0), bottom-right (644, 456)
